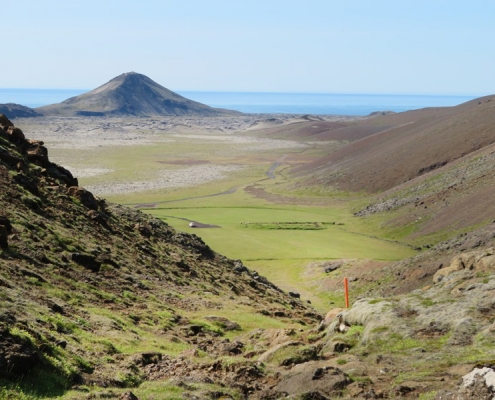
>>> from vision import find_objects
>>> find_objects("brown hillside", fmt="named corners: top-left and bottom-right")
top-left (296, 95), bottom-right (495, 193)
top-left (249, 119), bottom-right (393, 142)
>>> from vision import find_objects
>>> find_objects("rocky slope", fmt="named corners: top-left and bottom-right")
top-left (36, 72), bottom-right (239, 117)
top-left (296, 95), bottom-right (495, 193)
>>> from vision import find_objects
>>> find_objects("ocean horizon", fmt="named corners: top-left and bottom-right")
top-left (0, 88), bottom-right (479, 116)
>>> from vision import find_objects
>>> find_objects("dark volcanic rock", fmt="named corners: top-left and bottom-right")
top-left (67, 186), bottom-right (99, 210)
top-left (71, 253), bottom-right (101, 272)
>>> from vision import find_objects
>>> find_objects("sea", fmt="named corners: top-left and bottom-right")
top-left (0, 88), bottom-right (479, 116)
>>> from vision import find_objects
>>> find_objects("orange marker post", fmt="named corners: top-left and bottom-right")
top-left (344, 277), bottom-right (349, 308)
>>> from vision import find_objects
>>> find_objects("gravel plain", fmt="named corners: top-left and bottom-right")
top-left (15, 114), bottom-right (351, 195)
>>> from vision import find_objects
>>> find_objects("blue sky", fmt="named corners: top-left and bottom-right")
top-left (2, 0), bottom-right (494, 94)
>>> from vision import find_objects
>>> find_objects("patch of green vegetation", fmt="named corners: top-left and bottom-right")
top-left (368, 298), bottom-right (385, 304)
top-left (89, 288), bottom-right (118, 303)
top-left (371, 326), bottom-right (389, 334)
top-left (0, 368), bottom-right (67, 399)
top-left (394, 369), bottom-right (434, 385)
top-left (265, 344), bottom-right (318, 366)
top-left (189, 320), bottom-right (224, 336)
top-left (97, 339), bottom-right (120, 355)
top-left (368, 331), bottom-right (449, 355)
top-left (122, 290), bottom-right (137, 301)
top-left (242, 221), bottom-right (327, 230)
top-left (9, 326), bottom-right (36, 344)
top-left (418, 392), bottom-right (439, 400)
top-left (114, 371), bottom-right (143, 388)
top-left (420, 297), bottom-right (436, 307)
top-left (44, 315), bottom-right (79, 335)
top-left (25, 276), bottom-right (42, 286)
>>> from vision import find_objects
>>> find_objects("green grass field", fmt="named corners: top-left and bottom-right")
top-left (136, 186), bottom-right (416, 311)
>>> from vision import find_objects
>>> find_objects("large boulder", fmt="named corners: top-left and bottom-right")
top-left (67, 186), bottom-right (99, 210)
top-left (5, 126), bottom-right (25, 144)
top-left (435, 367), bottom-right (495, 399)
top-left (25, 140), bottom-right (49, 167)
top-left (275, 362), bottom-right (352, 398)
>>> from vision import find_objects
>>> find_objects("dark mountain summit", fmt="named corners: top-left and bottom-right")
top-left (36, 72), bottom-right (239, 117)
top-left (0, 103), bottom-right (42, 119)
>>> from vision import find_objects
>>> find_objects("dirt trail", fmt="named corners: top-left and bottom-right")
top-left (131, 154), bottom-right (289, 208)
top-left (266, 155), bottom-right (288, 179)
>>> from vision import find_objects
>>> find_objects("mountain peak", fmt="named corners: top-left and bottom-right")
top-left (36, 73), bottom-right (239, 117)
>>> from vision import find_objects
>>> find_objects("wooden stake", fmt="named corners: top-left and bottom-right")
top-left (344, 277), bottom-right (349, 308)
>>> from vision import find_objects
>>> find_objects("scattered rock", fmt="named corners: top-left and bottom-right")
top-left (129, 352), bottom-right (162, 366)
top-left (233, 259), bottom-right (248, 274)
top-left (205, 316), bottom-right (241, 331)
top-left (218, 340), bottom-right (244, 355)
top-left (323, 261), bottom-right (342, 273)
top-left (119, 391), bottom-right (139, 400)
top-left (134, 222), bottom-right (152, 237)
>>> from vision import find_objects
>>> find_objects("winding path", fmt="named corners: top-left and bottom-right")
top-left (129, 155), bottom-right (288, 208)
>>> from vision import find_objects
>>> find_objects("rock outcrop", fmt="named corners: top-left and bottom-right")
top-left (433, 248), bottom-right (495, 283)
